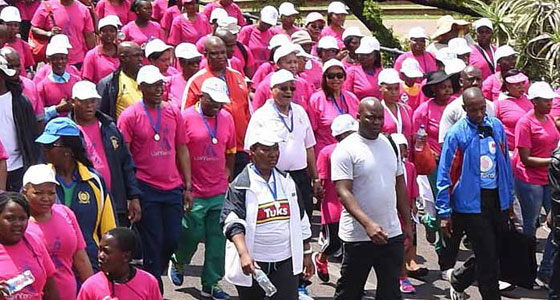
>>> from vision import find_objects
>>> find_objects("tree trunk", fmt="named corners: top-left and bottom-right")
top-left (406, 0), bottom-right (480, 16)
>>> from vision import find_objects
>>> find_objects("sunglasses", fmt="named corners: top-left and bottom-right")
top-left (310, 24), bottom-right (324, 30)
top-left (326, 72), bottom-right (345, 80)
top-left (278, 86), bottom-right (296, 92)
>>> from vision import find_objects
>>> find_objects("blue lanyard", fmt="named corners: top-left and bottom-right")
top-left (251, 164), bottom-right (277, 201)
top-left (330, 93), bottom-right (347, 115)
top-left (219, 74), bottom-right (230, 96)
top-left (272, 103), bottom-right (294, 133)
top-left (141, 101), bottom-right (161, 135)
top-left (197, 104), bottom-right (219, 143)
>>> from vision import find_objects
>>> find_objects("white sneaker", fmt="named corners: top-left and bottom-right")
top-left (447, 269), bottom-right (466, 300)
top-left (442, 269), bottom-right (453, 281)
top-left (499, 281), bottom-right (515, 291)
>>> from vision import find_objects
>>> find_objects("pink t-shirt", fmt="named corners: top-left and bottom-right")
top-left (121, 21), bottom-right (165, 47)
top-left (238, 24), bottom-right (274, 67)
top-left (316, 143), bottom-right (342, 224)
top-left (15, 0), bottom-right (41, 21)
top-left (21, 76), bottom-right (44, 119)
top-left (495, 94), bottom-right (533, 149)
top-left (0, 139), bottom-right (7, 160)
top-left (76, 269), bottom-right (162, 300)
top-left (308, 90), bottom-right (359, 154)
top-left (513, 111), bottom-right (560, 185)
top-left (31, 0), bottom-right (95, 65)
top-left (344, 65), bottom-right (382, 100)
top-left (300, 59), bottom-right (323, 90)
top-left (252, 73), bottom-right (314, 112)
top-left (271, 25), bottom-right (301, 36)
top-left (161, 6), bottom-right (181, 32)
top-left (341, 56), bottom-right (360, 70)
top-left (0, 232), bottom-right (56, 300)
top-left (78, 122), bottom-right (112, 191)
top-left (168, 13), bottom-right (212, 46)
top-left (394, 51), bottom-right (437, 75)
top-left (251, 62), bottom-right (275, 88)
top-left (117, 101), bottom-right (187, 190)
top-left (182, 106), bottom-right (236, 198)
top-left (382, 101), bottom-right (414, 143)
top-left (550, 91), bottom-right (560, 119)
top-left (469, 44), bottom-right (497, 81)
top-left (320, 26), bottom-right (344, 48)
top-left (27, 204), bottom-right (86, 300)
top-left (202, 1), bottom-right (246, 27)
top-left (412, 99), bottom-right (447, 156)
top-left (81, 46), bottom-right (120, 83)
top-left (95, 0), bottom-right (136, 25)
top-left (151, 0), bottom-right (167, 21)
top-left (5, 39), bottom-right (35, 72)
top-left (405, 161), bottom-right (420, 205)
top-left (482, 73), bottom-right (502, 102)
top-left (37, 73), bottom-right (81, 107)
top-left (33, 64), bottom-right (80, 84)
top-left (167, 73), bottom-right (187, 108)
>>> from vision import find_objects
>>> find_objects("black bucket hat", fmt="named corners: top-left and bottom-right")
top-left (422, 71), bottom-right (457, 98)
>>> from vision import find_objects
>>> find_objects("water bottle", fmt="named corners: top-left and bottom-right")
top-left (253, 269), bottom-right (277, 297)
top-left (414, 125), bottom-right (427, 151)
top-left (6, 270), bottom-right (35, 295)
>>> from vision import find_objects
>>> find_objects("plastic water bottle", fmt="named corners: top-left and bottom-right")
top-left (253, 269), bottom-right (277, 297)
top-left (415, 125), bottom-right (427, 151)
top-left (6, 270), bottom-right (35, 295)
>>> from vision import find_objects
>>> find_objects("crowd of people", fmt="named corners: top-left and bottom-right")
top-left (0, 0), bottom-right (559, 299)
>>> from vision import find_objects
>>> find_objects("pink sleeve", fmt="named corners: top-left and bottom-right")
top-left (63, 206), bottom-right (87, 250)
top-left (168, 18), bottom-right (181, 46)
top-left (237, 26), bottom-right (250, 45)
top-left (344, 68), bottom-right (354, 93)
top-left (251, 82), bottom-right (269, 110)
top-left (83, 8), bottom-right (94, 33)
top-left (117, 111), bottom-right (133, 143)
top-left (161, 9), bottom-right (173, 31)
top-left (236, 6), bottom-right (246, 27)
top-left (316, 147), bottom-right (329, 180)
top-left (0, 140), bottom-right (7, 160)
top-left (201, 3), bottom-right (212, 21)
top-left (22, 42), bottom-right (35, 68)
top-left (307, 94), bottom-right (319, 131)
top-left (515, 117), bottom-right (532, 149)
top-left (393, 54), bottom-right (405, 73)
top-left (174, 106), bottom-right (188, 145)
top-left (245, 45), bottom-right (255, 67)
top-left (410, 164), bottom-right (419, 199)
top-left (412, 103), bottom-right (427, 134)
top-left (551, 97), bottom-right (560, 118)
top-left (226, 113), bottom-right (236, 150)
top-left (30, 4), bottom-right (47, 27)
top-left (95, 0), bottom-right (105, 18)
top-left (81, 51), bottom-right (95, 81)
top-left (481, 76), bottom-right (493, 101)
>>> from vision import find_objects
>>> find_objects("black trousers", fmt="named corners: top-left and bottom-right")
top-left (449, 189), bottom-right (508, 300)
top-left (550, 249), bottom-right (560, 299)
top-left (6, 167), bottom-right (24, 192)
top-left (286, 169), bottom-right (313, 218)
top-left (236, 258), bottom-right (298, 300)
top-left (334, 235), bottom-right (404, 300)
top-left (437, 223), bottom-right (465, 271)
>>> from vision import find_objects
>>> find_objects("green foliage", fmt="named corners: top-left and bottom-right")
top-left (363, 0), bottom-right (402, 66)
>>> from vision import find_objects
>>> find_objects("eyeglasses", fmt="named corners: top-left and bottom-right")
top-left (310, 24), bottom-right (324, 30)
top-left (278, 86), bottom-right (296, 92)
top-left (326, 72), bottom-right (345, 80)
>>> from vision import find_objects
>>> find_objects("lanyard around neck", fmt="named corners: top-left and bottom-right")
top-left (141, 101), bottom-right (161, 136)
top-left (272, 103), bottom-right (294, 133)
top-left (251, 164), bottom-right (277, 201)
top-left (381, 100), bottom-right (403, 134)
top-left (330, 93), bottom-right (347, 115)
top-left (197, 103), bottom-right (219, 144)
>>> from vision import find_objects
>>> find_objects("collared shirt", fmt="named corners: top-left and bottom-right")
top-left (439, 95), bottom-right (496, 143)
top-left (116, 71), bottom-right (142, 120)
top-left (48, 71), bottom-right (70, 83)
top-left (245, 100), bottom-right (316, 171)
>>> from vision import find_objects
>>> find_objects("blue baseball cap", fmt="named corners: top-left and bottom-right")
top-left (35, 117), bottom-right (80, 144)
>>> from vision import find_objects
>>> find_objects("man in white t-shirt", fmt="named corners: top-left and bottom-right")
top-left (331, 98), bottom-right (413, 300)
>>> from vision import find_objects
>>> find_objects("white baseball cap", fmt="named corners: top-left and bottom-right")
top-left (291, 30), bottom-right (312, 45)
top-left (305, 12), bottom-right (324, 25)
top-left (331, 114), bottom-right (357, 137)
top-left (408, 26), bottom-right (428, 39)
top-left (217, 16), bottom-right (240, 34)
top-left (72, 80), bottom-right (101, 100)
top-left (342, 27), bottom-right (363, 41)
top-left (378, 68), bottom-right (402, 85)
top-left (46, 43), bottom-right (68, 56)
top-left (145, 38), bottom-right (173, 58)
top-left (400, 58), bottom-right (423, 78)
top-left (270, 69), bottom-right (294, 88)
top-left (23, 164), bottom-right (58, 186)
top-left (50, 34), bottom-right (72, 49)
top-left (279, 2), bottom-right (298, 16)
top-left (260, 6), bottom-right (278, 26)
top-left (210, 8), bottom-right (227, 23)
top-left (355, 36), bottom-right (380, 54)
top-left (391, 133), bottom-right (408, 147)
top-left (528, 81), bottom-right (560, 100)
top-left (322, 59), bottom-right (344, 73)
top-left (268, 34), bottom-right (291, 50)
top-left (448, 37), bottom-right (471, 56)
top-left (318, 36), bottom-right (339, 50)
top-left (444, 58), bottom-right (467, 75)
top-left (201, 77), bottom-right (230, 103)
top-left (98, 15), bottom-right (121, 31)
top-left (474, 18), bottom-right (493, 31)
top-left (273, 44), bottom-right (299, 64)
top-left (0, 6), bottom-right (21, 23)
top-left (435, 47), bottom-right (456, 62)
top-left (247, 127), bottom-right (283, 148)
top-left (0, 55), bottom-right (16, 77)
top-left (494, 45), bottom-right (518, 65)
top-left (137, 65), bottom-right (165, 85)
top-left (175, 42), bottom-right (202, 60)
top-left (327, 1), bottom-right (348, 14)
top-left (293, 44), bottom-right (312, 58)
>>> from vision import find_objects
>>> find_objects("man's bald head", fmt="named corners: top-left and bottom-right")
top-left (460, 65), bottom-right (483, 89)
top-left (462, 87), bottom-right (486, 124)
top-left (214, 29), bottom-right (236, 58)
top-left (118, 42), bottom-right (142, 75)
top-left (358, 97), bottom-right (383, 115)
top-left (117, 41), bottom-right (140, 55)
top-left (204, 36), bottom-right (226, 52)
top-left (357, 97), bottom-right (385, 140)
top-left (204, 36), bottom-right (227, 71)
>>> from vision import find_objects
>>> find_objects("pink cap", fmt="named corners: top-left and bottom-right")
top-left (505, 73), bottom-right (528, 84)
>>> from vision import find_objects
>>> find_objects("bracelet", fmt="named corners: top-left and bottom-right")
top-left (303, 248), bottom-right (313, 255)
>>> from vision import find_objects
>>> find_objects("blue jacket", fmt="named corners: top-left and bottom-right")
top-left (436, 116), bottom-right (514, 218)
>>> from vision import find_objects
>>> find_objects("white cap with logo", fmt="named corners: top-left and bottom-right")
top-left (50, 34), bottom-right (72, 49)
top-left (0, 6), bottom-right (21, 23)
top-left (279, 2), bottom-right (298, 16)
top-left (444, 58), bottom-right (467, 75)
top-left (322, 59), bottom-right (344, 73)
top-left (201, 77), bottom-right (230, 103)
top-left (342, 27), bottom-right (363, 41)
top-left (210, 8), bottom-right (227, 23)
top-left (217, 16), bottom-right (240, 35)
top-left (137, 65), bottom-right (166, 85)
top-left (72, 80), bottom-right (101, 100)
top-left (400, 58), bottom-right (423, 78)
top-left (260, 6), bottom-right (278, 26)
top-left (270, 69), bottom-right (294, 88)
top-left (528, 81), bottom-right (560, 100)
top-left (331, 114), bottom-right (357, 137)
top-left (291, 30), bottom-right (312, 45)
top-left (46, 43), bottom-right (68, 57)
top-left (175, 43), bottom-right (202, 60)
top-left (247, 127), bottom-right (283, 148)
top-left (355, 36), bottom-right (380, 54)
top-left (23, 164), bottom-right (58, 186)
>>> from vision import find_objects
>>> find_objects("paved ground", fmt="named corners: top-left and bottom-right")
top-left (162, 212), bottom-right (551, 300)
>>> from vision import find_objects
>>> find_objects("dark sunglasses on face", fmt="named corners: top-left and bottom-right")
top-left (311, 24), bottom-right (324, 30)
top-left (326, 72), bottom-right (345, 80)
top-left (278, 86), bottom-right (296, 92)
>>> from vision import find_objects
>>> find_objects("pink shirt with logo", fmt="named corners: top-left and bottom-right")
top-left (412, 99), bottom-right (448, 156)
top-left (320, 26), bottom-right (344, 48)
top-left (37, 73), bottom-right (81, 107)
top-left (77, 269), bottom-right (162, 300)
top-left (238, 24), bottom-right (275, 67)
top-left (118, 101), bottom-right (187, 190)
top-left (252, 73), bottom-right (314, 112)
top-left (168, 13), bottom-right (212, 46)
top-left (0, 232), bottom-right (56, 300)
top-left (81, 46), bottom-right (120, 83)
top-left (182, 106), bottom-right (236, 198)
top-left (382, 102), bottom-right (414, 143)
top-left (27, 204), bottom-right (86, 300)
top-left (469, 45), bottom-right (497, 81)
top-left (495, 94), bottom-right (533, 149)
top-left (5, 39), bottom-right (35, 73)
top-left (513, 111), bottom-right (560, 185)
top-left (161, 6), bottom-right (181, 32)
top-left (393, 51), bottom-right (437, 75)
top-left (121, 21), bottom-right (165, 47)
top-left (308, 90), bottom-right (359, 154)
top-left (95, 0), bottom-right (136, 24)
top-left (316, 143), bottom-right (342, 224)
top-left (21, 76), bottom-right (44, 119)
top-left (344, 65), bottom-right (382, 100)
top-left (78, 122), bottom-right (112, 191)
top-left (31, 0), bottom-right (95, 65)
top-left (16, 0), bottom-right (41, 21)
top-left (202, 1), bottom-right (246, 27)
top-left (33, 64), bottom-right (80, 84)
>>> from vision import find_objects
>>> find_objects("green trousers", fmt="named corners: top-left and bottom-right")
top-left (172, 194), bottom-right (226, 290)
